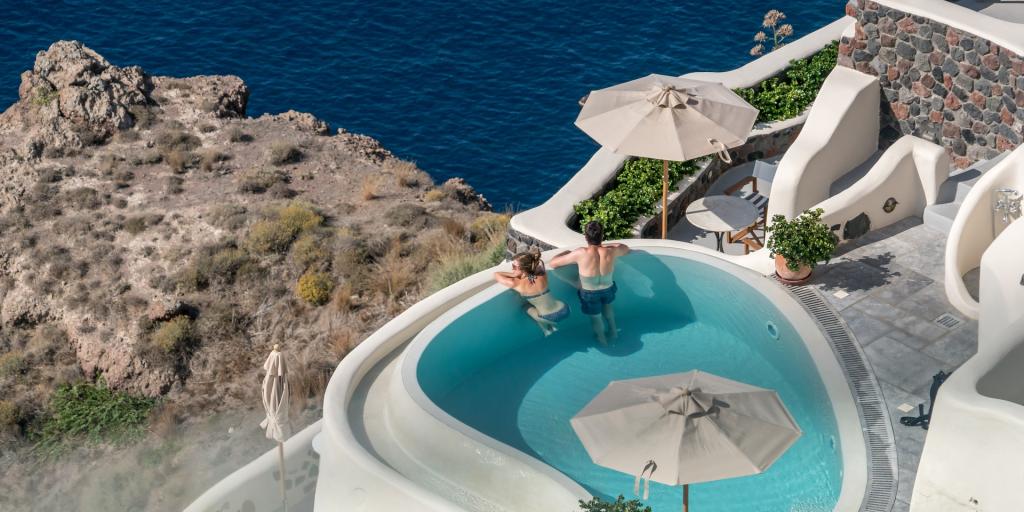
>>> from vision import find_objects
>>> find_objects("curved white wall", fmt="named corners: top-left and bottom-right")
top-left (944, 145), bottom-right (1024, 320)
top-left (815, 135), bottom-right (949, 239)
top-left (766, 65), bottom-right (880, 221)
top-left (912, 218), bottom-right (1024, 511)
top-left (185, 421), bottom-right (322, 512)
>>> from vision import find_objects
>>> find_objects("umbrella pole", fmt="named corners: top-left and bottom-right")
top-left (661, 159), bottom-right (669, 239)
top-left (278, 441), bottom-right (288, 512)
top-left (683, 483), bottom-right (689, 512)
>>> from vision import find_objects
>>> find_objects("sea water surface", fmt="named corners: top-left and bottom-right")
top-left (1, 0), bottom-right (840, 208)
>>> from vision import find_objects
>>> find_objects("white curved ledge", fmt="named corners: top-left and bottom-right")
top-left (815, 135), bottom-right (949, 239)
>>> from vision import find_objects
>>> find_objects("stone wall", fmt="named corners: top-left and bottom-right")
top-left (839, 0), bottom-right (1024, 167)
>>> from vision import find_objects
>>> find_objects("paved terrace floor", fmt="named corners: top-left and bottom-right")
top-left (806, 217), bottom-right (978, 512)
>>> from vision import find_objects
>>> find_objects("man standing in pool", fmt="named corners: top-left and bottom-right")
top-left (549, 221), bottom-right (629, 346)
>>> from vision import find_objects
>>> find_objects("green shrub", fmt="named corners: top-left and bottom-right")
top-left (734, 42), bottom-right (838, 123)
top-left (268, 142), bottom-right (302, 166)
top-left (766, 208), bottom-right (837, 271)
top-left (33, 85), bottom-right (58, 107)
top-left (578, 495), bottom-right (651, 512)
top-left (33, 380), bottom-right (155, 451)
top-left (154, 130), bottom-right (201, 152)
top-left (124, 216), bottom-right (148, 235)
top-left (0, 351), bottom-right (26, 378)
top-left (425, 234), bottom-right (506, 293)
top-left (150, 316), bottom-right (196, 353)
top-left (296, 271), bottom-right (334, 306)
top-left (0, 400), bottom-right (18, 427)
top-left (573, 157), bottom-right (699, 239)
top-left (238, 168), bottom-right (288, 194)
top-left (291, 233), bottom-right (331, 270)
top-left (245, 202), bottom-right (323, 254)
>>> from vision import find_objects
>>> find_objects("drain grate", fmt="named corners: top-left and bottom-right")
top-left (775, 277), bottom-right (898, 512)
top-left (933, 313), bottom-right (963, 330)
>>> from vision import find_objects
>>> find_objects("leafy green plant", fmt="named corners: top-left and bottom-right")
top-left (0, 351), bottom-right (26, 378)
top-left (578, 495), bottom-right (652, 512)
top-left (766, 208), bottom-right (837, 271)
top-left (296, 271), bottom-right (334, 306)
top-left (33, 380), bottom-right (156, 453)
top-left (735, 41), bottom-right (838, 122)
top-left (150, 316), bottom-right (197, 353)
top-left (573, 157), bottom-right (700, 239)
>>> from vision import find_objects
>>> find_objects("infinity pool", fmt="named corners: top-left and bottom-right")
top-left (415, 252), bottom-right (844, 511)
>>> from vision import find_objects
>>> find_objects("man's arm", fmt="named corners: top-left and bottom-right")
top-left (547, 249), bottom-right (577, 268)
top-left (606, 242), bottom-right (631, 257)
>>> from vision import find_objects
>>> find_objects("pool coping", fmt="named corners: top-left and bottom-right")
top-left (398, 244), bottom-right (870, 511)
top-left (781, 281), bottom-right (898, 512)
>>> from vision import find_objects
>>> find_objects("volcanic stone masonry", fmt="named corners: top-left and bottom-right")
top-left (839, 0), bottom-right (1024, 168)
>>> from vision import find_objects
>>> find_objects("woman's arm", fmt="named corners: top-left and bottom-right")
top-left (493, 271), bottom-right (518, 287)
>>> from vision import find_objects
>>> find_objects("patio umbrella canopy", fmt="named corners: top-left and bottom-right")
top-left (571, 370), bottom-right (801, 511)
top-left (261, 344), bottom-right (290, 511)
top-left (575, 75), bottom-right (758, 238)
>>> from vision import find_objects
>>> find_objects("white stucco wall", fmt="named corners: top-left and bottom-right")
top-left (943, 145), bottom-right (1024, 321)
top-left (912, 217), bottom-right (1024, 511)
top-left (766, 65), bottom-right (880, 221)
top-left (184, 421), bottom-right (322, 512)
top-left (815, 135), bottom-right (949, 239)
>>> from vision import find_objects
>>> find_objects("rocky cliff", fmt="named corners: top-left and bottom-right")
top-left (0, 40), bottom-right (503, 510)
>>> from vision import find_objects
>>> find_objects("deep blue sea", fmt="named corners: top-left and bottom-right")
top-left (1, 1), bottom-right (840, 209)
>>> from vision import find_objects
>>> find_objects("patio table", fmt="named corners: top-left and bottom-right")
top-left (685, 195), bottom-right (759, 252)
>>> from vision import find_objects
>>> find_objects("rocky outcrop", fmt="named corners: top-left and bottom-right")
top-left (260, 110), bottom-right (329, 135)
top-left (0, 40), bottom-right (494, 400)
top-left (1, 41), bottom-right (151, 158)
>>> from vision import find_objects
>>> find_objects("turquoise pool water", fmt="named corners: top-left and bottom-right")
top-left (416, 252), bottom-right (843, 512)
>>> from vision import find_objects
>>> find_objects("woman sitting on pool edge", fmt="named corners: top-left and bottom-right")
top-left (494, 248), bottom-right (569, 335)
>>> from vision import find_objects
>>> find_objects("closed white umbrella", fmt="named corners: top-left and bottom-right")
top-left (261, 344), bottom-right (290, 511)
top-left (576, 75), bottom-right (758, 238)
top-left (571, 370), bottom-right (801, 512)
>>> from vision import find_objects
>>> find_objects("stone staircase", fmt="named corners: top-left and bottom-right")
top-left (923, 151), bottom-right (1010, 233)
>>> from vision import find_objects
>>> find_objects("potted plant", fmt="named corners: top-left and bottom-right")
top-left (765, 208), bottom-right (836, 283)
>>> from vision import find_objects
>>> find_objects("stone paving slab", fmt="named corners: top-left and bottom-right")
top-left (807, 217), bottom-right (979, 511)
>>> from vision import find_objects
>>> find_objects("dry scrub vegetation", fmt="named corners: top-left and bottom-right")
top-left (0, 42), bottom-right (507, 511)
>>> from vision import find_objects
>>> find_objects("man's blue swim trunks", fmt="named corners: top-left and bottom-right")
top-left (577, 282), bottom-right (617, 315)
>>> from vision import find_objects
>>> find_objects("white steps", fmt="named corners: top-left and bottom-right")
top-left (923, 151), bottom-right (1010, 233)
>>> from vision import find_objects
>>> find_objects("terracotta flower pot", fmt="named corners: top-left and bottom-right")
top-left (774, 254), bottom-right (812, 284)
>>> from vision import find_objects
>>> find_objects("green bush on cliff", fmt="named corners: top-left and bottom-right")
top-left (734, 41), bottom-right (839, 122)
top-left (573, 158), bottom-right (699, 239)
top-left (33, 380), bottom-right (156, 452)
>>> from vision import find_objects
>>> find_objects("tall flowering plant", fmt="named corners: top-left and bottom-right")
top-left (750, 10), bottom-right (794, 56)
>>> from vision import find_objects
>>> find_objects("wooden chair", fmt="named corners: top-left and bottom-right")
top-left (727, 224), bottom-right (763, 254)
top-left (724, 176), bottom-right (769, 228)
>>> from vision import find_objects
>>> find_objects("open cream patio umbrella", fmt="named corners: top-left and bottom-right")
top-left (570, 370), bottom-right (801, 512)
top-left (576, 75), bottom-right (758, 238)
top-left (261, 344), bottom-right (290, 512)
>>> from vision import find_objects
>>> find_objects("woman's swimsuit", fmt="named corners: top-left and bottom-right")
top-left (578, 273), bottom-right (617, 315)
top-left (522, 286), bottom-right (570, 322)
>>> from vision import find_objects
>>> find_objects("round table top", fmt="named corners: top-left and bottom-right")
top-left (685, 195), bottom-right (759, 233)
